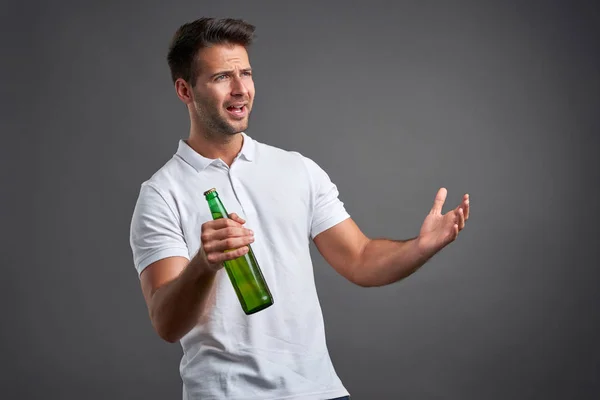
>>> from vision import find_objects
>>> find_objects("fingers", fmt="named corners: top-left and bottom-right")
top-left (229, 213), bottom-right (246, 225)
top-left (200, 213), bottom-right (254, 267)
top-left (205, 242), bottom-right (251, 264)
top-left (463, 194), bottom-right (470, 220)
top-left (454, 194), bottom-right (469, 221)
top-left (457, 207), bottom-right (465, 230)
top-left (206, 217), bottom-right (244, 230)
top-left (430, 187), bottom-right (447, 215)
top-left (204, 234), bottom-right (255, 254)
top-left (201, 217), bottom-right (253, 242)
top-left (207, 225), bottom-right (254, 241)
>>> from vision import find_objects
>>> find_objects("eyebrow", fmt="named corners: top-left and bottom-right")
top-left (209, 68), bottom-right (252, 79)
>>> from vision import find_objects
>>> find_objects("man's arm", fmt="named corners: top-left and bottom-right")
top-left (140, 255), bottom-right (216, 343)
top-left (313, 188), bottom-right (470, 287)
top-left (139, 214), bottom-right (254, 343)
top-left (313, 219), bottom-right (427, 287)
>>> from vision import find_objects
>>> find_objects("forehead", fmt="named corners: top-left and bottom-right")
top-left (195, 43), bottom-right (251, 73)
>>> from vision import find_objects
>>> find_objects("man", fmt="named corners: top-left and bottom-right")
top-left (130, 17), bottom-right (470, 400)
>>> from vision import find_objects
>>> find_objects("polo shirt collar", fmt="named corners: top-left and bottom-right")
top-left (176, 132), bottom-right (255, 172)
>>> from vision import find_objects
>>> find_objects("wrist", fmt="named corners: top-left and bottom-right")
top-left (414, 236), bottom-right (436, 263)
top-left (189, 251), bottom-right (217, 281)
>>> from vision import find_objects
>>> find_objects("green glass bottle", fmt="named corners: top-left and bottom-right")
top-left (203, 188), bottom-right (274, 315)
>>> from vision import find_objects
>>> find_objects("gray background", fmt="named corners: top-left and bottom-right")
top-left (2, 0), bottom-right (599, 399)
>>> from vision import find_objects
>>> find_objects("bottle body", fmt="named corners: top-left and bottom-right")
top-left (204, 189), bottom-right (274, 315)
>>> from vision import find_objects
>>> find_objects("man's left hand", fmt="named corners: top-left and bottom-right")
top-left (417, 187), bottom-right (470, 257)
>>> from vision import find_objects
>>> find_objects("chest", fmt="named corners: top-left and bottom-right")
top-left (176, 162), bottom-right (312, 261)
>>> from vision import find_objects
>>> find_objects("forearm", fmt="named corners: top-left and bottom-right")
top-left (149, 255), bottom-right (216, 343)
top-left (354, 237), bottom-right (433, 287)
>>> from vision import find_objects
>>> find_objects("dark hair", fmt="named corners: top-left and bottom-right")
top-left (167, 17), bottom-right (256, 86)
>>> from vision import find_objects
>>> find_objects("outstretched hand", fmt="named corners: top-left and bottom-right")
top-left (417, 188), bottom-right (470, 257)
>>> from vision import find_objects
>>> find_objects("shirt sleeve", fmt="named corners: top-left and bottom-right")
top-left (129, 183), bottom-right (190, 277)
top-left (301, 156), bottom-right (351, 239)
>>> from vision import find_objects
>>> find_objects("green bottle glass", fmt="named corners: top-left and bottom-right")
top-left (203, 188), bottom-right (274, 315)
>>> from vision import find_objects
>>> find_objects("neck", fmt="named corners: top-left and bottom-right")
top-left (186, 128), bottom-right (244, 167)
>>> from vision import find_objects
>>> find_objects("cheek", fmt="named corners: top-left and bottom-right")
top-left (207, 92), bottom-right (228, 111)
top-left (201, 86), bottom-right (228, 101)
top-left (243, 78), bottom-right (255, 95)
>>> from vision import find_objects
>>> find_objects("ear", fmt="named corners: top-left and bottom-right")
top-left (175, 78), bottom-right (194, 105)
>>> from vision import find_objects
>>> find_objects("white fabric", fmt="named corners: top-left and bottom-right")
top-left (130, 132), bottom-right (351, 400)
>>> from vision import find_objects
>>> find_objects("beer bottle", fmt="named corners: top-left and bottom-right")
top-left (203, 188), bottom-right (274, 315)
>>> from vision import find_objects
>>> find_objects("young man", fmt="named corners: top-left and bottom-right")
top-left (130, 17), bottom-right (470, 400)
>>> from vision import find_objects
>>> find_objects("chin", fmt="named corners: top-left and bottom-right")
top-left (228, 122), bottom-right (249, 134)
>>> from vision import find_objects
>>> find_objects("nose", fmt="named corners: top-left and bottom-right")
top-left (231, 76), bottom-right (249, 97)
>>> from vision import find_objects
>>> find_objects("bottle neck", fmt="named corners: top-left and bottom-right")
top-left (207, 196), bottom-right (229, 220)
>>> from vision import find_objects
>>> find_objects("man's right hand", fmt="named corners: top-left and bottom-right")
top-left (198, 213), bottom-right (255, 271)
top-left (139, 212), bottom-right (254, 343)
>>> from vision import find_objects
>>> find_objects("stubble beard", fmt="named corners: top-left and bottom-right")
top-left (193, 100), bottom-right (249, 140)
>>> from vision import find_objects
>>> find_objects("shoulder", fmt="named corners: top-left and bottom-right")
top-left (143, 156), bottom-right (188, 192)
top-left (252, 138), bottom-right (324, 176)
top-left (134, 149), bottom-right (196, 204)
top-left (251, 138), bottom-right (338, 199)
top-left (131, 158), bottom-right (180, 217)
top-left (130, 152), bottom-right (196, 230)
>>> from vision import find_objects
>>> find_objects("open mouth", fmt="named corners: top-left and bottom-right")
top-left (226, 105), bottom-right (247, 118)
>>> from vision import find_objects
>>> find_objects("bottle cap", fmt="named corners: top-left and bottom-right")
top-left (204, 188), bottom-right (217, 196)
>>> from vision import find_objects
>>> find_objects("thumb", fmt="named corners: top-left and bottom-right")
top-left (429, 187), bottom-right (447, 215)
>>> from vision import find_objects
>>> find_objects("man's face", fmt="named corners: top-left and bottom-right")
top-left (189, 44), bottom-right (255, 136)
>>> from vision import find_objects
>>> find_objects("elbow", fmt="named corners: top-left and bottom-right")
top-left (352, 275), bottom-right (381, 288)
top-left (160, 330), bottom-right (181, 344)
top-left (356, 281), bottom-right (376, 288)
top-left (349, 261), bottom-right (388, 288)
top-left (348, 269), bottom-right (368, 287)
top-left (147, 301), bottom-right (182, 343)
top-left (164, 336), bottom-right (181, 344)
top-left (150, 311), bottom-right (183, 343)
top-left (349, 240), bottom-right (378, 288)
top-left (155, 323), bottom-right (182, 343)
top-left (347, 263), bottom-right (376, 288)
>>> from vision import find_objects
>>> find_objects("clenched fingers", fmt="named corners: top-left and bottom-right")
top-left (202, 217), bottom-right (243, 232)
top-left (205, 244), bottom-right (250, 264)
top-left (200, 213), bottom-right (255, 266)
top-left (202, 225), bottom-right (254, 242)
top-left (204, 234), bottom-right (255, 253)
top-left (228, 213), bottom-right (246, 224)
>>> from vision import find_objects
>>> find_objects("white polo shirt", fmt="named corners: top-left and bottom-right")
top-left (130, 132), bottom-right (351, 400)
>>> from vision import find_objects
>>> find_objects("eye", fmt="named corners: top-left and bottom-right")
top-left (215, 74), bottom-right (228, 81)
